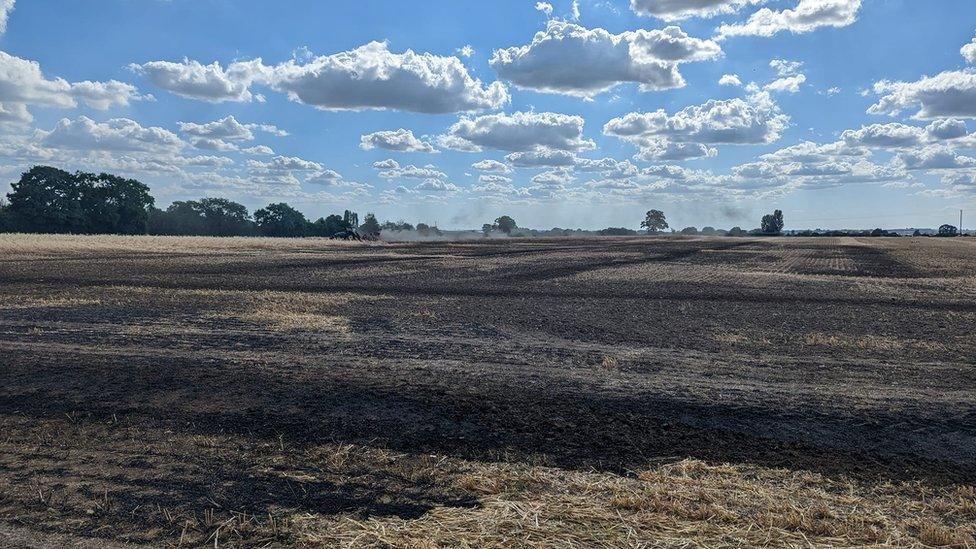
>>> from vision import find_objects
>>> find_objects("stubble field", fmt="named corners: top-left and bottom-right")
top-left (0, 234), bottom-right (974, 547)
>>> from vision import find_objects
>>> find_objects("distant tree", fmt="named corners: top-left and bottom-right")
top-left (939, 224), bottom-right (958, 237)
top-left (254, 203), bottom-right (308, 237)
top-left (482, 223), bottom-right (494, 236)
top-left (6, 166), bottom-right (87, 233)
top-left (700, 226), bottom-right (718, 236)
top-left (195, 198), bottom-right (254, 236)
top-left (77, 172), bottom-right (155, 235)
top-left (360, 213), bottom-right (381, 234)
top-left (727, 226), bottom-right (748, 237)
top-left (912, 229), bottom-right (922, 237)
top-left (309, 214), bottom-right (348, 237)
top-left (680, 226), bottom-right (699, 235)
top-left (0, 198), bottom-right (9, 232)
top-left (870, 228), bottom-right (885, 237)
top-left (343, 210), bottom-right (359, 229)
top-left (640, 210), bottom-right (668, 234)
top-left (494, 215), bottom-right (517, 235)
top-left (598, 227), bottom-right (637, 236)
top-left (381, 220), bottom-right (415, 232)
top-left (761, 209), bottom-right (785, 235)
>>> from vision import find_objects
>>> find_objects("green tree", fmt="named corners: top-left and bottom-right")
top-left (309, 214), bottom-right (348, 237)
top-left (254, 203), bottom-right (308, 237)
top-left (360, 213), bottom-right (381, 234)
top-left (761, 209), bottom-right (785, 235)
top-left (640, 210), bottom-right (668, 233)
top-left (343, 210), bottom-right (359, 229)
top-left (6, 166), bottom-right (88, 233)
top-left (494, 215), bottom-right (517, 235)
top-left (195, 198), bottom-right (254, 236)
top-left (78, 172), bottom-right (155, 234)
top-left (482, 223), bottom-right (494, 236)
top-left (939, 224), bottom-right (958, 237)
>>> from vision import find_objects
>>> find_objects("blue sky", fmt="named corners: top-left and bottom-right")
top-left (1, 0), bottom-right (976, 230)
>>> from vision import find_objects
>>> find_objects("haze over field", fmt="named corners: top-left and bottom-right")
top-left (0, 1), bottom-right (974, 230)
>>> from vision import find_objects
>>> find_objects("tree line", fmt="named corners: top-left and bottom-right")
top-left (0, 166), bottom-right (400, 238)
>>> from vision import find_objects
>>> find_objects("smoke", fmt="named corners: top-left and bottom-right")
top-left (379, 229), bottom-right (489, 242)
top-left (717, 203), bottom-right (753, 224)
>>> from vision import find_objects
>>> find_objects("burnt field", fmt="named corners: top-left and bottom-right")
top-left (0, 234), bottom-right (974, 547)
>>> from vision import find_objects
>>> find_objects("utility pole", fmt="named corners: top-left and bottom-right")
top-left (961, 210), bottom-right (964, 236)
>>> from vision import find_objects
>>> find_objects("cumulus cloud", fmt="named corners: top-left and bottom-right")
top-left (180, 115), bottom-right (255, 141)
top-left (242, 145), bottom-right (275, 156)
top-left (964, 37), bottom-right (976, 65)
top-left (472, 159), bottom-right (512, 173)
top-left (479, 174), bottom-right (513, 184)
top-left (635, 140), bottom-right (717, 161)
top-left (373, 159), bottom-right (447, 180)
top-left (868, 70), bottom-right (976, 119)
top-left (131, 58), bottom-right (266, 102)
top-left (505, 148), bottom-right (578, 167)
top-left (532, 168), bottom-right (574, 185)
top-left (536, 2), bottom-right (554, 17)
top-left (719, 73), bottom-right (742, 86)
top-left (40, 116), bottom-right (183, 153)
top-left (604, 92), bottom-right (788, 161)
top-left (718, 0), bottom-right (862, 38)
top-left (895, 146), bottom-right (976, 171)
top-left (489, 21), bottom-right (721, 97)
top-left (441, 111), bottom-right (593, 153)
top-left (360, 128), bottom-right (436, 153)
top-left (0, 0), bottom-right (13, 35)
top-left (267, 41), bottom-right (508, 113)
top-left (248, 155), bottom-right (323, 171)
top-left (0, 51), bottom-right (145, 122)
top-left (765, 74), bottom-right (806, 93)
top-left (728, 140), bottom-right (903, 190)
top-left (630, 0), bottom-right (762, 21)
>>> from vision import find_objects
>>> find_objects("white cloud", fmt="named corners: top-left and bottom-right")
top-left (770, 59), bottom-right (803, 76)
top-left (41, 116), bottom-right (183, 153)
top-left (489, 21), bottom-right (721, 97)
top-left (131, 58), bottom-right (266, 102)
top-left (869, 70), bottom-right (976, 119)
top-left (472, 159), bottom-right (512, 173)
top-left (267, 41), bottom-right (508, 113)
top-left (180, 115), bottom-right (254, 141)
top-left (962, 36), bottom-right (976, 65)
top-left (416, 179), bottom-right (460, 192)
top-left (0, 0), bottom-right (14, 35)
top-left (248, 155), bottom-right (323, 171)
top-left (718, 0), bottom-right (862, 38)
top-left (506, 148), bottom-right (578, 167)
top-left (635, 140), bottom-right (717, 161)
top-left (895, 146), bottom-right (976, 171)
top-left (765, 73), bottom-right (806, 93)
top-left (373, 159), bottom-right (447, 180)
top-left (360, 128), bottom-right (436, 153)
top-left (0, 51), bottom-right (144, 120)
top-left (536, 2), bottom-right (554, 17)
top-left (242, 145), bottom-right (275, 156)
top-left (533, 168), bottom-right (574, 185)
top-left (189, 137), bottom-right (239, 152)
top-left (719, 73), bottom-right (742, 86)
top-left (479, 174), bottom-right (513, 184)
top-left (457, 45), bottom-right (475, 58)
top-left (604, 92), bottom-right (789, 155)
top-left (630, 0), bottom-right (762, 21)
top-left (441, 111), bottom-right (593, 152)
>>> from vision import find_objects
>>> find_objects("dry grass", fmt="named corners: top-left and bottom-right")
top-left (803, 332), bottom-right (906, 352)
top-left (0, 233), bottom-right (382, 255)
top-left (293, 446), bottom-right (976, 548)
